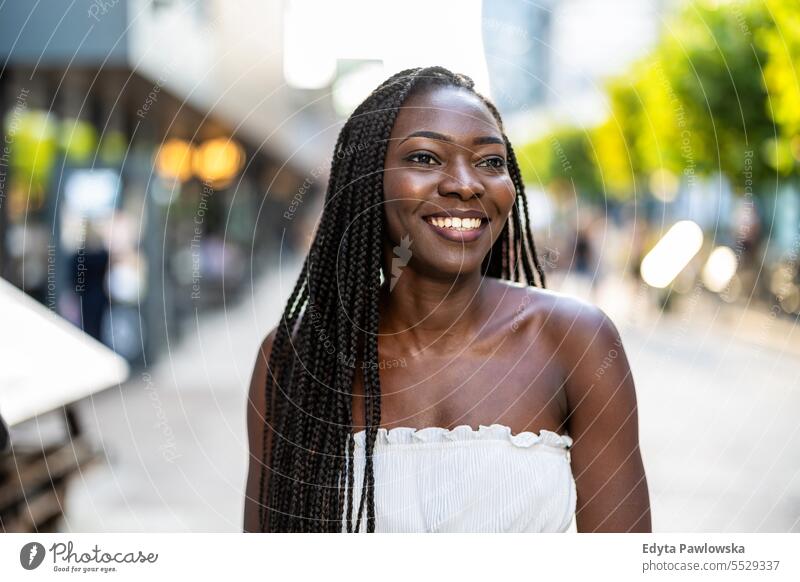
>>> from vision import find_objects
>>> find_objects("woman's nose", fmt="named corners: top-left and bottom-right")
top-left (437, 159), bottom-right (484, 200)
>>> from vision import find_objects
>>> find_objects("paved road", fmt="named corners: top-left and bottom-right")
top-left (60, 266), bottom-right (800, 532)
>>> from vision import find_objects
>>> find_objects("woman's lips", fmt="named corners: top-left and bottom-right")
top-left (422, 216), bottom-right (489, 243)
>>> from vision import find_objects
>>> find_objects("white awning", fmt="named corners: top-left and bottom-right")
top-left (0, 277), bottom-right (129, 427)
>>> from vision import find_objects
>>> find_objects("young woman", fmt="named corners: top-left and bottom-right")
top-left (243, 66), bottom-right (651, 533)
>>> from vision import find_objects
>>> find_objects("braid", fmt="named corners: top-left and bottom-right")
top-left (506, 141), bottom-right (547, 288)
top-left (257, 66), bottom-right (548, 533)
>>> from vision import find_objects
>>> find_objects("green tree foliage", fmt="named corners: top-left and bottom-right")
top-left (654, 0), bottom-right (776, 192)
top-left (523, 0), bottom-right (793, 199)
top-left (591, 77), bottom-right (643, 200)
top-left (517, 126), bottom-right (603, 201)
top-left (758, 0), bottom-right (800, 175)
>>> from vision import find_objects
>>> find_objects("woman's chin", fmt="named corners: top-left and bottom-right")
top-left (420, 256), bottom-right (487, 280)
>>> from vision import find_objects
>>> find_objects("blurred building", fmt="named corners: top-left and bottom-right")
top-left (481, 0), bottom-right (553, 115)
top-left (0, 0), bottom-right (331, 366)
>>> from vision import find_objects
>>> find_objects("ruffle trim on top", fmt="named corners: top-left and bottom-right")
top-left (352, 424), bottom-right (572, 450)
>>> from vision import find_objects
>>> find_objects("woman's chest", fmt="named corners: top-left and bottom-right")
top-left (351, 332), bottom-right (568, 433)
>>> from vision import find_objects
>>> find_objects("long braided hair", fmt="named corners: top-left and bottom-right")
top-left (258, 66), bottom-right (548, 532)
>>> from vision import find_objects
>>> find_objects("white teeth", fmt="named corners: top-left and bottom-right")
top-left (426, 216), bottom-right (484, 230)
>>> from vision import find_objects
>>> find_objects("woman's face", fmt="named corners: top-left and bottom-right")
top-left (382, 85), bottom-right (515, 279)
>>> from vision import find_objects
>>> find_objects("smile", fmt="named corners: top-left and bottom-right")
top-left (423, 215), bottom-right (488, 243)
top-left (425, 216), bottom-right (484, 230)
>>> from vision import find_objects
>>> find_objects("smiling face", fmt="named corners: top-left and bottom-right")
top-left (382, 85), bottom-right (516, 280)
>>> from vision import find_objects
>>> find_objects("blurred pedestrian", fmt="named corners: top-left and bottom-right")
top-left (70, 221), bottom-right (110, 342)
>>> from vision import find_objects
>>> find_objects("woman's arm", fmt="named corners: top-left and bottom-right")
top-left (243, 328), bottom-right (277, 532)
top-left (559, 302), bottom-right (652, 532)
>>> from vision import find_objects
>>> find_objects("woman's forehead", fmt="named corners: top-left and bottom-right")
top-left (389, 86), bottom-right (501, 139)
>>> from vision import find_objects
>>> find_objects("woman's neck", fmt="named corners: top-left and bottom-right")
top-left (378, 267), bottom-right (491, 356)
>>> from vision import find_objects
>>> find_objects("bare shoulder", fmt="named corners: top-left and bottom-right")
top-left (491, 278), bottom-right (616, 347)
top-left (491, 279), bottom-right (625, 392)
top-left (243, 326), bottom-right (279, 532)
top-left (250, 327), bottom-right (279, 406)
top-left (531, 287), bottom-right (624, 385)
top-left (247, 326), bottom-right (281, 438)
top-left (248, 318), bottom-right (301, 421)
top-left (531, 287), bottom-right (619, 350)
top-left (507, 284), bottom-right (639, 437)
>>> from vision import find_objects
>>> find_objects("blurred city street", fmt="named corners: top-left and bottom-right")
top-left (59, 252), bottom-right (305, 532)
top-left (58, 261), bottom-right (800, 533)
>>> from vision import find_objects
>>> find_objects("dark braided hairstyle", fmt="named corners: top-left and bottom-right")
top-left (257, 66), bottom-right (547, 533)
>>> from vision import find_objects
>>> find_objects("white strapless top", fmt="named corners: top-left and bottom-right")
top-left (341, 424), bottom-right (577, 533)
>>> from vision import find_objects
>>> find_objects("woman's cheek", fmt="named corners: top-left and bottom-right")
top-left (493, 175), bottom-right (516, 205)
top-left (383, 174), bottom-right (427, 238)
top-left (383, 208), bottom-right (403, 244)
top-left (381, 194), bottom-right (410, 245)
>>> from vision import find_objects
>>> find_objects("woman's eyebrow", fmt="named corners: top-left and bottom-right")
top-left (399, 130), bottom-right (505, 146)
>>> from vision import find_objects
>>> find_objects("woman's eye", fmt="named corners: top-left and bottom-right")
top-left (478, 156), bottom-right (506, 169)
top-left (406, 152), bottom-right (439, 166)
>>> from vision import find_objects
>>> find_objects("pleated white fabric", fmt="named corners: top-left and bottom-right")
top-left (340, 424), bottom-right (577, 533)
